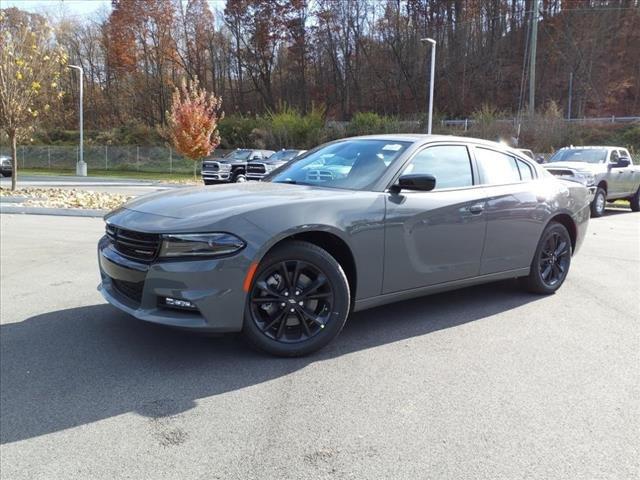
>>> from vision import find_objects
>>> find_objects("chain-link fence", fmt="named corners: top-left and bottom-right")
top-left (0, 145), bottom-right (231, 173)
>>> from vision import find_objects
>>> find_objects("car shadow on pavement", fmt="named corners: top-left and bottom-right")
top-left (1, 280), bottom-right (542, 445)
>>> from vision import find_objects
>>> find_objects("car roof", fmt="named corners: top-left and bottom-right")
top-left (559, 146), bottom-right (625, 150)
top-left (343, 134), bottom-right (529, 157)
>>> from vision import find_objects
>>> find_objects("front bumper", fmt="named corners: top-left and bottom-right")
top-left (97, 236), bottom-right (248, 332)
top-left (202, 170), bottom-right (231, 182)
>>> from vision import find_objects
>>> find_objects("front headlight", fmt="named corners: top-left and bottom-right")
top-left (576, 172), bottom-right (595, 186)
top-left (159, 233), bottom-right (245, 258)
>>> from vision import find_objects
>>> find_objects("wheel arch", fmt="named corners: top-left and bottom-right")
top-left (546, 213), bottom-right (577, 253)
top-left (254, 228), bottom-right (358, 301)
top-left (597, 179), bottom-right (608, 193)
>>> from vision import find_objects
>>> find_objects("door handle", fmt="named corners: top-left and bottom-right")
top-left (468, 204), bottom-right (485, 214)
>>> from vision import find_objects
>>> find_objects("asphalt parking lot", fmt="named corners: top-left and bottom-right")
top-left (1, 210), bottom-right (638, 479)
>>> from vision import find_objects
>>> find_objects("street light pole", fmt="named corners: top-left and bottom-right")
top-left (68, 65), bottom-right (86, 176)
top-left (421, 38), bottom-right (436, 134)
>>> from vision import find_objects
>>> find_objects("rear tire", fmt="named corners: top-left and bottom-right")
top-left (629, 187), bottom-right (640, 212)
top-left (242, 241), bottom-right (350, 357)
top-left (591, 187), bottom-right (606, 217)
top-left (521, 222), bottom-right (572, 295)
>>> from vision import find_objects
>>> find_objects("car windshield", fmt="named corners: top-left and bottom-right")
top-left (267, 139), bottom-right (411, 190)
top-left (549, 148), bottom-right (608, 164)
top-left (269, 150), bottom-right (299, 161)
top-left (225, 149), bottom-right (252, 160)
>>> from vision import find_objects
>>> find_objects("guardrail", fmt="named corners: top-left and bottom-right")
top-left (442, 116), bottom-right (640, 130)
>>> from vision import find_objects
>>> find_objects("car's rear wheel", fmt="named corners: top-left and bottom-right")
top-left (629, 186), bottom-right (640, 212)
top-left (242, 241), bottom-right (350, 357)
top-left (591, 187), bottom-right (606, 217)
top-left (521, 222), bottom-right (572, 294)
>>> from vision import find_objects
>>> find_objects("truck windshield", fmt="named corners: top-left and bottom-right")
top-left (266, 139), bottom-right (410, 190)
top-left (549, 149), bottom-right (608, 164)
top-left (225, 150), bottom-right (252, 160)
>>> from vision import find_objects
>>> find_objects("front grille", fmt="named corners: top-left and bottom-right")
top-left (112, 278), bottom-right (144, 304)
top-left (202, 161), bottom-right (220, 172)
top-left (247, 163), bottom-right (267, 176)
top-left (106, 224), bottom-right (160, 262)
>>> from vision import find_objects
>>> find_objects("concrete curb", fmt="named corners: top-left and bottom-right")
top-left (0, 205), bottom-right (106, 218)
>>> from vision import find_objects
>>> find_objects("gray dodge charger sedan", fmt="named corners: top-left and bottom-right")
top-left (98, 135), bottom-right (591, 356)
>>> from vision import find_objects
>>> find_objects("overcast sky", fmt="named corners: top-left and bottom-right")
top-left (1, 0), bottom-right (228, 18)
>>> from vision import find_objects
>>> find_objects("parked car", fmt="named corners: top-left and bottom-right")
top-left (201, 149), bottom-right (275, 185)
top-left (246, 149), bottom-right (306, 180)
top-left (544, 146), bottom-right (640, 216)
top-left (517, 148), bottom-right (545, 164)
top-left (98, 135), bottom-right (591, 356)
top-left (0, 156), bottom-right (12, 177)
top-left (517, 148), bottom-right (535, 159)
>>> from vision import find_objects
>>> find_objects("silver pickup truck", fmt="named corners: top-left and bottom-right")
top-left (544, 146), bottom-right (640, 217)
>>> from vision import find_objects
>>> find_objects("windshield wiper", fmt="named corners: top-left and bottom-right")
top-left (274, 179), bottom-right (301, 185)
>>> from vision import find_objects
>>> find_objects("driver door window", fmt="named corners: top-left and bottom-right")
top-left (402, 145), bottom-right (473, 190)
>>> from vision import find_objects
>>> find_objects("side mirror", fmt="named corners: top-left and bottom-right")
top-left (391, 174), bottom-right (436, 193)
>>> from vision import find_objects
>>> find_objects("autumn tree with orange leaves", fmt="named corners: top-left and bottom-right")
top-left (166, 78), bottom-right (224, 179)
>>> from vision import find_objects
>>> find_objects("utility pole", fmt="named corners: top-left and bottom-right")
top-left (421, 38), bottom-right (436, 134)
top-left (68, 65), bottom-right (86, 176)
top-left (567, 72), bottom-right (573, 120)
top-left (528, 0), bottom-right (539, 117)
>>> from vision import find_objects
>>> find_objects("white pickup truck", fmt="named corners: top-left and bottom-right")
top-left (544, 146), bottom-right (640, 217)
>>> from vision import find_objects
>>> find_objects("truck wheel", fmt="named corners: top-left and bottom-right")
top-left (234, 173), bottom-right (247, 183)
top-left (630, 187), bottom-right (640, 212)
top-left (591, 187), bottom-right (606, 217)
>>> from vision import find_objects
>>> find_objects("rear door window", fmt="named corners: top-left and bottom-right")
top-left (475, 147), bottom-right (521, 185)
top-left (516, 159), bottom-right (534, 181)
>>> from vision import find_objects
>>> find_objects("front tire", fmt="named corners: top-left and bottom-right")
top-left (591, 187), bottom-right (606, 217)
top-left (521, 222), bottom-right (572, 294)
top-left (629, 187), bottom-right (640, 212)
top-left (242, 241), bottom-right (350, 357)
top-left (233, 173), bottom-right (247, 183)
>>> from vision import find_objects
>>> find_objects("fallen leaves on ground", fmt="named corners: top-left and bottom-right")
top-left (0, 187), bottom-right (132, 210)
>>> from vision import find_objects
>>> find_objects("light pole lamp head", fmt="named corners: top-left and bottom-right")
top-left (421, 37), bottom-right (436, 46)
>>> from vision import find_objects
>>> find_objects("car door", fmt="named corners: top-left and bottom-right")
top-left (383, 144), bottom-right (487, 293)
top-left (616, 149), bottom-right (635, 195)
top-left (606, 150), bottom-right (627, 197)
top-left (473, 147), bottom-right (544, 275)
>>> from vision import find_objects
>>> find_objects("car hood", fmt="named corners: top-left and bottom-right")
top-left (119, 182), bottom-right (356, 221)
top-left (544, 162), bottom-right (602, 173)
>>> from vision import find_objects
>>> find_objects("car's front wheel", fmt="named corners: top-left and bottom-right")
top-left (521, 222), bottom-right (572, 294)
top-left (591, 187), bottom-right (606, 217)
top-left (243, 241), bottom-right (350, 357)
top-left (233, 173), bottom-right (247, 183)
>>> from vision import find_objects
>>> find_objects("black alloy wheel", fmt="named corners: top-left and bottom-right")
top-left (250, 260), bottom-right (334, 342)
top-left (521, 222), bottom-right (572, 294)
top-left (243, 241), bottom-right (350, 356)
top-left (538, 231), bottom-right (571, 288)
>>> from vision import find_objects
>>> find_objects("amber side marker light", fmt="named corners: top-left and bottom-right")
top-left (243, 262), bottom-right (259, 292)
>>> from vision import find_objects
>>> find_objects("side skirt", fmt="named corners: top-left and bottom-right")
top-left (353, 267), bottom-right (530, 312)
